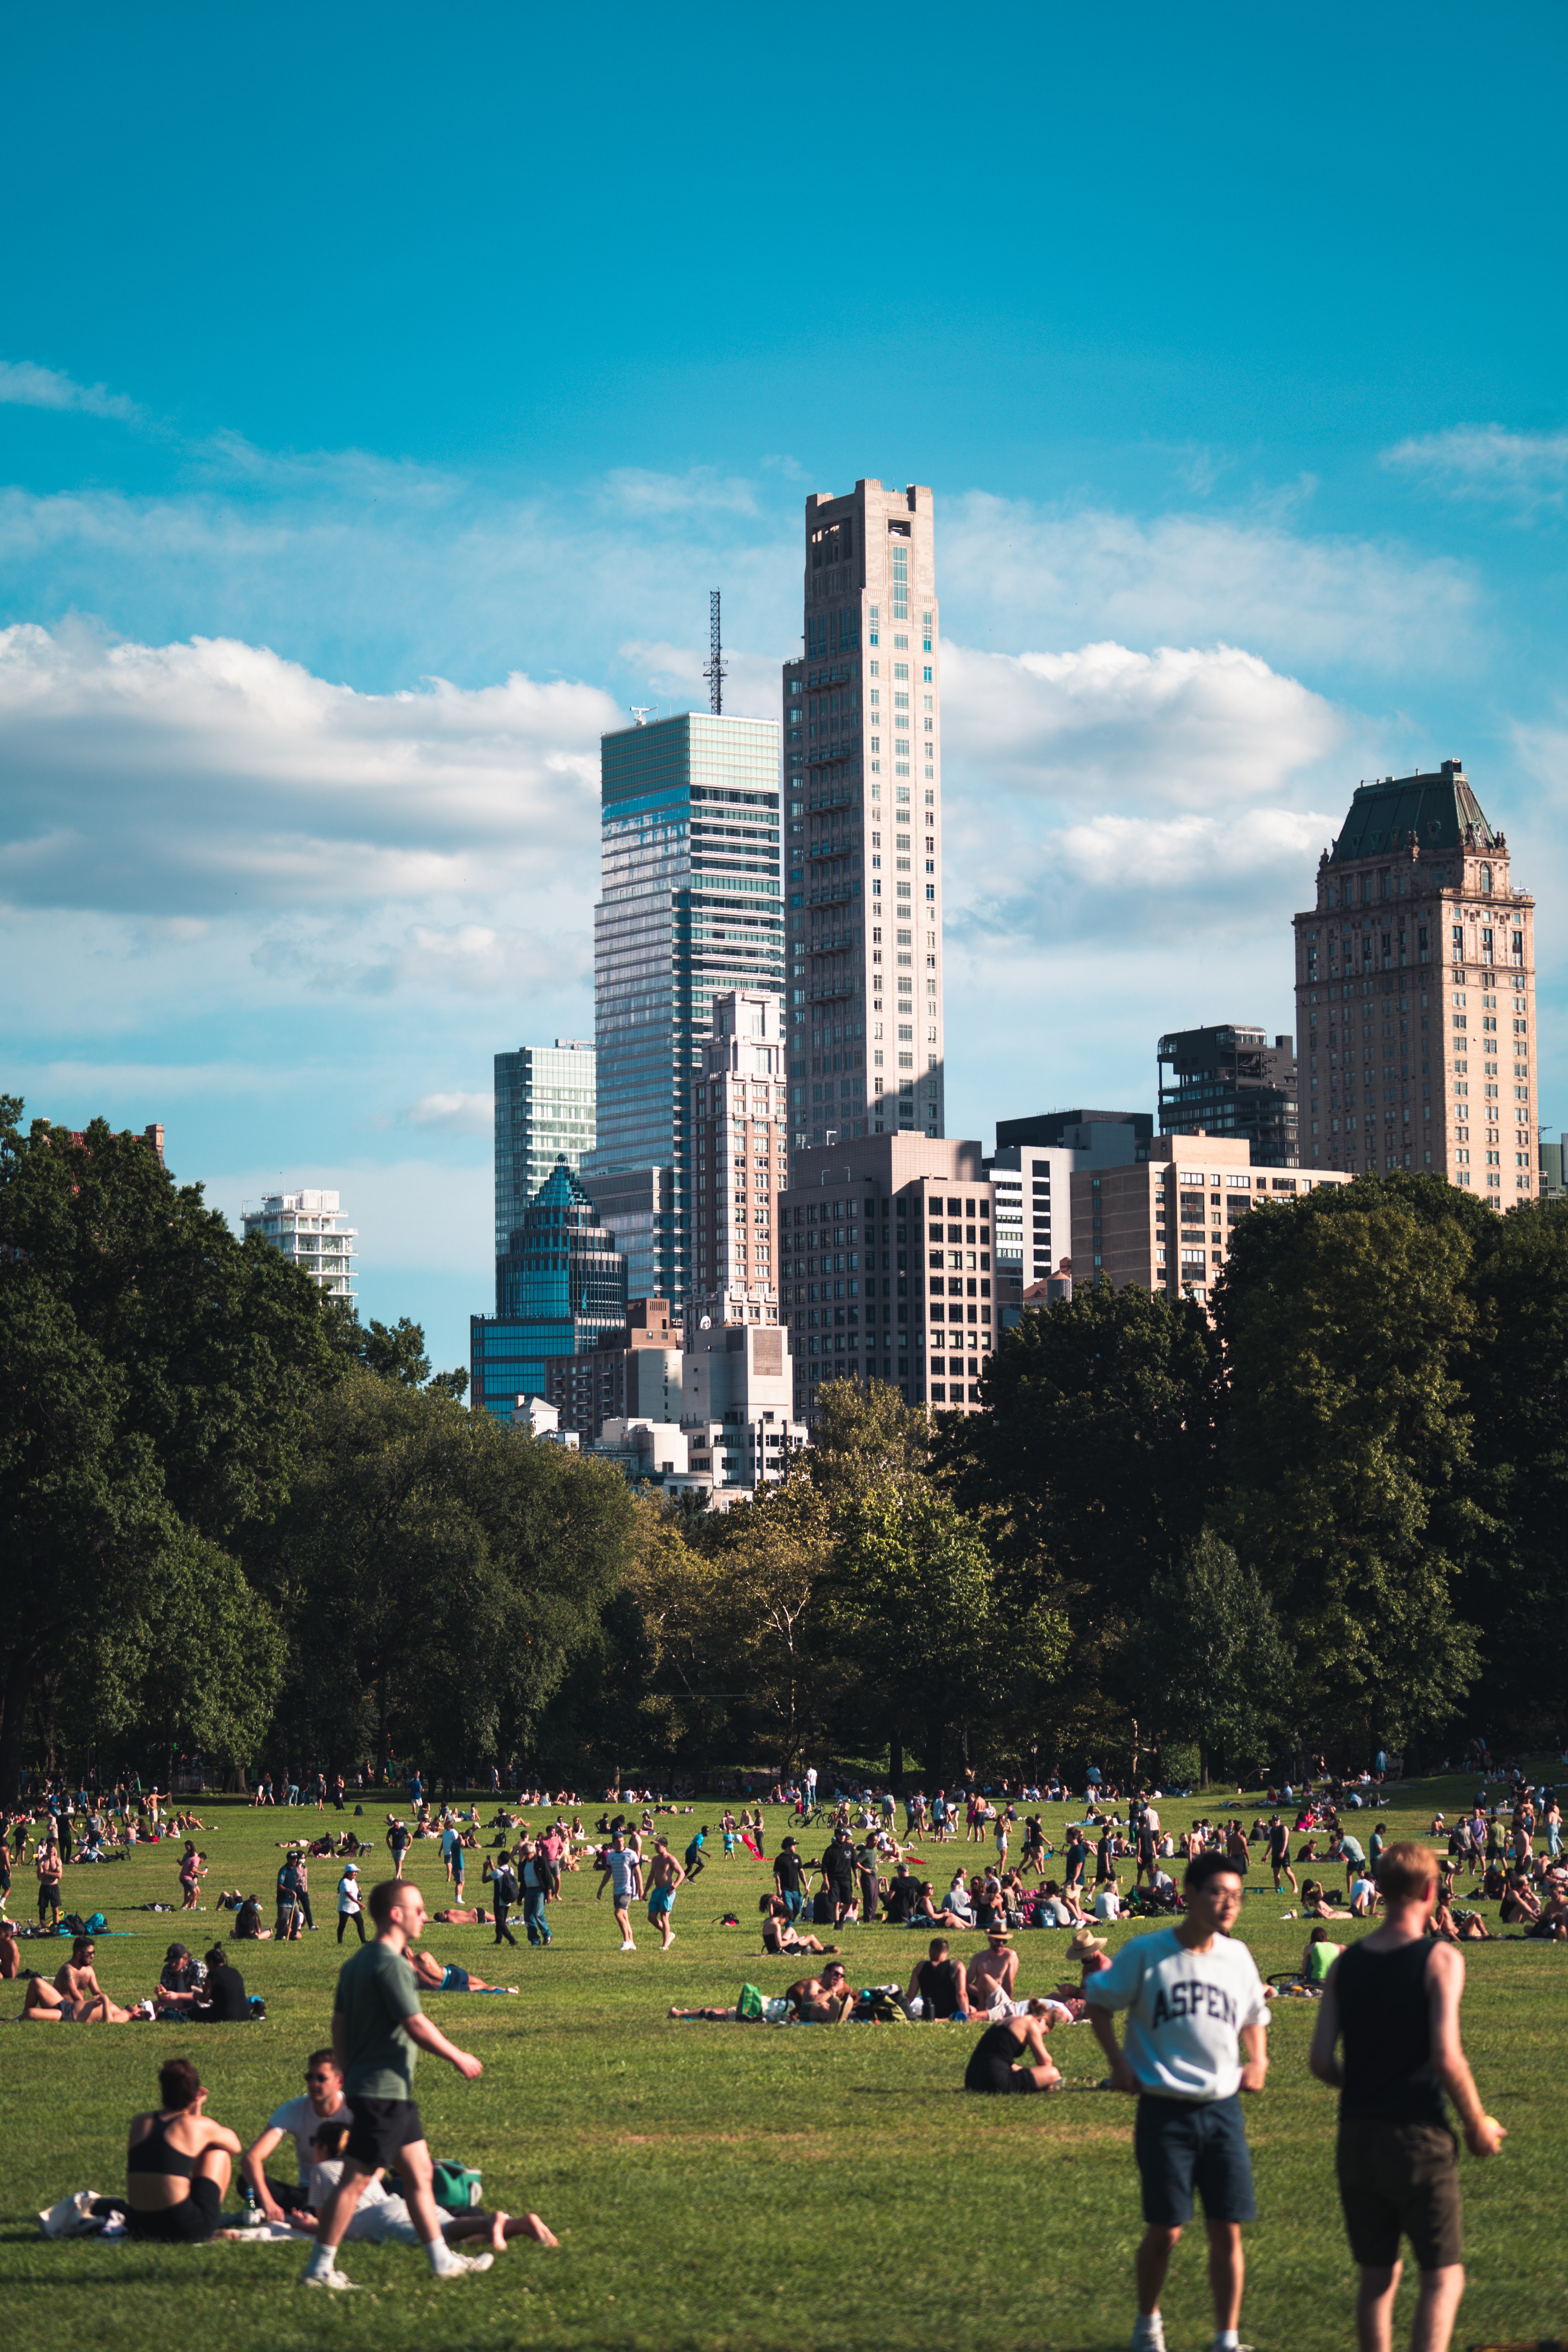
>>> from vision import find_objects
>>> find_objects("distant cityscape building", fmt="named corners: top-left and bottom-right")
top-left (779, 1135), bottom-right (1003, 1418)
top-left (493, 1041), bottom-right (595, 1260)
top-left (988, 1127), bottom-right (1143, 1291)
top-left (1073, 1136), bottom-right (1351, 1311)
top-left (690, 989), bottom-right (788, 1326)
top-left (472, 1161), bottom-right (626, 1418)
top-left (243, 1189), bottom-right (357, 1298)
top-left (529, 1296), bottom-right (685, 1446)
top-left (1156, 1027), bottom-right (1299, 1167)
top-left (1540, 1133), bottom-right (1566, 1202)
top-left (582, 709), bottom-right (783, 1310)
top-left (995, 1109), bottom-right (1152, 1156)
top-left (785, 480), bottom-right (945, 1149)
top-left (1294, 760), bottom-right (1539, 1200)
top-left (580, 1167), bottom-right (677, 1307)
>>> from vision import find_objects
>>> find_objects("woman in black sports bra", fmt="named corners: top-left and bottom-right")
top-left (125, 2057), bottom-right (241, 2241)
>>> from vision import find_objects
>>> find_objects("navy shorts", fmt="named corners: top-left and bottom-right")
top-left (1134, 2093), bottom-right (1256, 2227)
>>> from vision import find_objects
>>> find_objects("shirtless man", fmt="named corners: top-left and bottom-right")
top-left (407, 1949), bottom-right (517, 1995)
top-left (644, 1838), bottom-right (686, 1952)
top-left (786, 1960), bottom-right (855, 2022)
top-left (965, 1927), bottom-right (1021, 2015)
top-left (54, 1936), bottom-right (136, 2020)
top-left (36, 1838), bottom-right (64, 1927)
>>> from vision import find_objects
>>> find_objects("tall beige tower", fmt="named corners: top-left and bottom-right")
top-left (782, 480), bottom-right (944, 1150)
top-left (1293, 761), bottom-right (1539, 1205)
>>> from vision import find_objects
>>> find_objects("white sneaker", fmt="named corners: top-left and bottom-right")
top-left (1130, 2320), bottom-right (1165, 2352)
top-left (621, 1939), bottom-right (637, 1951)
top-left (303, 2268), bottom-right (358, 2290)
top-left (437, 2251), bottom-right (494, 2276)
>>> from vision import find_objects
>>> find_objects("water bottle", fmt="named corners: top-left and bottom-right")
top-left (240, 2183), bottom-right (260, 2229)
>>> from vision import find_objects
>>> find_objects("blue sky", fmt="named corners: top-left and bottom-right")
top-left (4, 3), bottom-right (1567, 1373)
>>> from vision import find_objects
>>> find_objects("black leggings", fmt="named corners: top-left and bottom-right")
top-left (338, 1910), bottom-right (365, 1943)
top-left (125, 2177), bottom-right (222, 2242)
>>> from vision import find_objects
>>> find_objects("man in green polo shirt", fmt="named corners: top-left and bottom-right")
top-left (302, 1878), bottom-right (488, 2288)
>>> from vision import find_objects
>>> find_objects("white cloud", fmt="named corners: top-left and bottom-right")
top-left (407, 1090), bottom-right (493, 1133)
top-left (0, 359), bottom-right (138, 422)
top-left (1383, 424), bottom-right (1568, 514)
top-left (602, 466), bottom-right (760, 518)
top-left (940, 493), bottom-right (1476, 676)
top-left (0, 622), bottom-right (619, 916)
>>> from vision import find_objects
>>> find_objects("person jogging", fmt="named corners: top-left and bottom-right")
top-left (1309, 1841), bottom-right (1504, 2352)
top-left (301, 1878), bottom-right (489, 2290)
top-left (1086, 1849), bottom-right (1269, 2352)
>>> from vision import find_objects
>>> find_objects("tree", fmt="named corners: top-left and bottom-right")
top-left (938, 1278), bottom-right (1221, 1751)
top-left (251, 1375), bottom-right (635, 1774)
top-left (0, 1102), bottom-right (339, 1786)
top-left (1216, 1177), bottom-right (1483, 1752)
top-left (334, 1308), bottom-right (468, 1401)
top-left (1455, 1198), bottom-right (1568, 1735)
top-left (806, 1377), bottom-right (930, 1504)
top-left (1124, 1532), bottom-right (1294, 1788)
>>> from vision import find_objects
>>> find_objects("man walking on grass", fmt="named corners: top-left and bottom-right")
top-left (596, 1831), bottom-right (641, 1951)
top-left (1087, 1849), bottom-right (1269, 2352)
top-left (644, 1837), bottom-right (685, 1951)
top-left (1309, 1841), bottom-right (1504, 2352)
top-left (302, 1878), bottom-right (490, 2290)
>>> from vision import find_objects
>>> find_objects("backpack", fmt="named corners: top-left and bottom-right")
top-left (431, 2161), bottom-right (482, 2211)
top-left (736, 1982), bottom-right (765, 2022)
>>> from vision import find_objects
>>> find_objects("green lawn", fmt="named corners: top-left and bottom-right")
top-left (2, 1774), bottom-right (1562, 2352)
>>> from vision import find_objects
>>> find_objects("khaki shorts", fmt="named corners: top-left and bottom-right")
top-left (1336, 2119), bottom-right (1462, 2271)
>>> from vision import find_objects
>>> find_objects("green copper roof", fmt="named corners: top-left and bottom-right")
top-left (1330, 762), bottom-right (1496, 864)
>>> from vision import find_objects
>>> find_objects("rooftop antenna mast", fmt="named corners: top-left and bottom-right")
top-left (703, 588), bottom-right (726, 715)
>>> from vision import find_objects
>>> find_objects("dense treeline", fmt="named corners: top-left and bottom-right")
top-left (4, 1101), bottom-right (1564, 1790)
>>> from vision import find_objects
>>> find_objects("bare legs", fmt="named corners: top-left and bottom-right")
top-left (1136, 2220), bottom-right (1243, 2335)
top-left (1356, 2261), bottom-right (1466, 2352)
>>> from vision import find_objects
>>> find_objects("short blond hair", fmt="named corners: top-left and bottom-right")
top-left (1376, 1841), bottom-right (1438, 1906)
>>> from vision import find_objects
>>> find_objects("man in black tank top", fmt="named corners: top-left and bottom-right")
top-left (1309, 1841), bottom-right (1504, 2352)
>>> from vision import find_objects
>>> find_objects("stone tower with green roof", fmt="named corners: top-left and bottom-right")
top-left (1292, 759), bottom-right (1539, 1204)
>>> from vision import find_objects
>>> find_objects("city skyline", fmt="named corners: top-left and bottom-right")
top-left (2, 11), bottom-right (1565, 1377)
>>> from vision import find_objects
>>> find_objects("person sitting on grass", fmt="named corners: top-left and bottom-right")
top-left (232, 1895), bottom-right (271, 1940)
top-left (1300, 1925), bottom-right (1341, 1985)
top-left (785, 1960), bottom-right (856, 2022)
top-left (966, 1927), bottom-right (1021, 2015)
top-left (407, 1948), bottom-right (519, 1995)
top-left (1430, 1890), bottom-right (1492, 1942)
top-left (907, 1935), bottom-right (970, 2021)
top-left (190, 1944), bottom-right (251, 2020)
top-left (962, 2001), bottom-right (1062, 2093)
top-left (301, 2121), bottom-right (556, 2251)
top-left (155, 1944), bottom-right (206, 2007)
top-left (1302, 1878), bottom-right (1351, 1920)
top-left (1498, 1870), bottom-right (1541, 1928)
top-left (123, 2056), bottom-right (241, 2241)
top-left (758, 1894), bottom-right (837, 1957)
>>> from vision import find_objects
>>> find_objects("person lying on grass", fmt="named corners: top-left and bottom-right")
top-left (407, 1949), bottom-right (519, 1994)
top-left (785, 1961), bottom-right (857, 2022)
top-left (758, 1894), bottom-right (838, 1956)
top-left (1301, 1879), bottom-right (1351, 1920)
top-left (293, 2121), bottom-right (556, 2252)
top-left (20, 1937), bottom-right (140, 2021)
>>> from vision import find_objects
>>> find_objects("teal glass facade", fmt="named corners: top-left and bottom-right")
top-left (471, 1161), bottom-right (627, 1419)
top-left (493, 1040), bottom-right (595, 1259)
top-left (582, 712), bottom-right (783, 1306)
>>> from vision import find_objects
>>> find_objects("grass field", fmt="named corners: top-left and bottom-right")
top-left (2, 1773), bottom-right (1563, 2352)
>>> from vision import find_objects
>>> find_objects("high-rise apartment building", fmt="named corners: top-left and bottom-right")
top-left (995, 1109), bottom-right (1153, 1156)
top-left (689, 989), bottom-right (788, 1325)
top-left (582, 710), bottom-right (783, 1307)
top-left (1294, 762), bottom-right (1539, 1201)
top-left (783, 481), bottom-right (944, 1150)
top-left (779, 1136), bottom-right (996, 1417)
top-left (493, 1040), bottom-right (595, 1258)
top-left (471, 1161), bottom-right (627, 1418)
top-left (243, 1189), bottom-right (357, 1298)
top-left (1156, 1026), bottom-right (1299, 1166)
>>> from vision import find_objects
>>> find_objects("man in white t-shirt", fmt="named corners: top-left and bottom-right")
top-left (336, 1862), bottom-right (364, 1946)
top-left (595, 1832), bottom-right (641, 1951)
top-left (241, 2049), bottom-right (354, 2223)
top-left (1087, 1850), bottom-right (1269, 2352)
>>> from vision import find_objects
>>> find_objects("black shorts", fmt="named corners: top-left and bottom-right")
top-left (1336, 2119), bottom-right (1462, 2271)
top-left (1134, 2093), bottom-right (1256, 2226)
top-left (344, 2096), bottom-right (425, 2172)
top-left (126, 2176), bottom-right (222, 2242)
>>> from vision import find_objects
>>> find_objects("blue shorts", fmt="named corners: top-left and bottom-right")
top-left (648, 1888), bottom-right (675, 1917)
top-left (1134, 2093), bottom-right (1256, 2227)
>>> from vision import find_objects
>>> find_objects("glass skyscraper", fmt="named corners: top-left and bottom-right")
top-left (581, 711), bottom-right (783, 1308)
top-left (471, 1161), bottom-right (627, 1419)
top-left (493, 1039), bottom-right (595, 1260)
